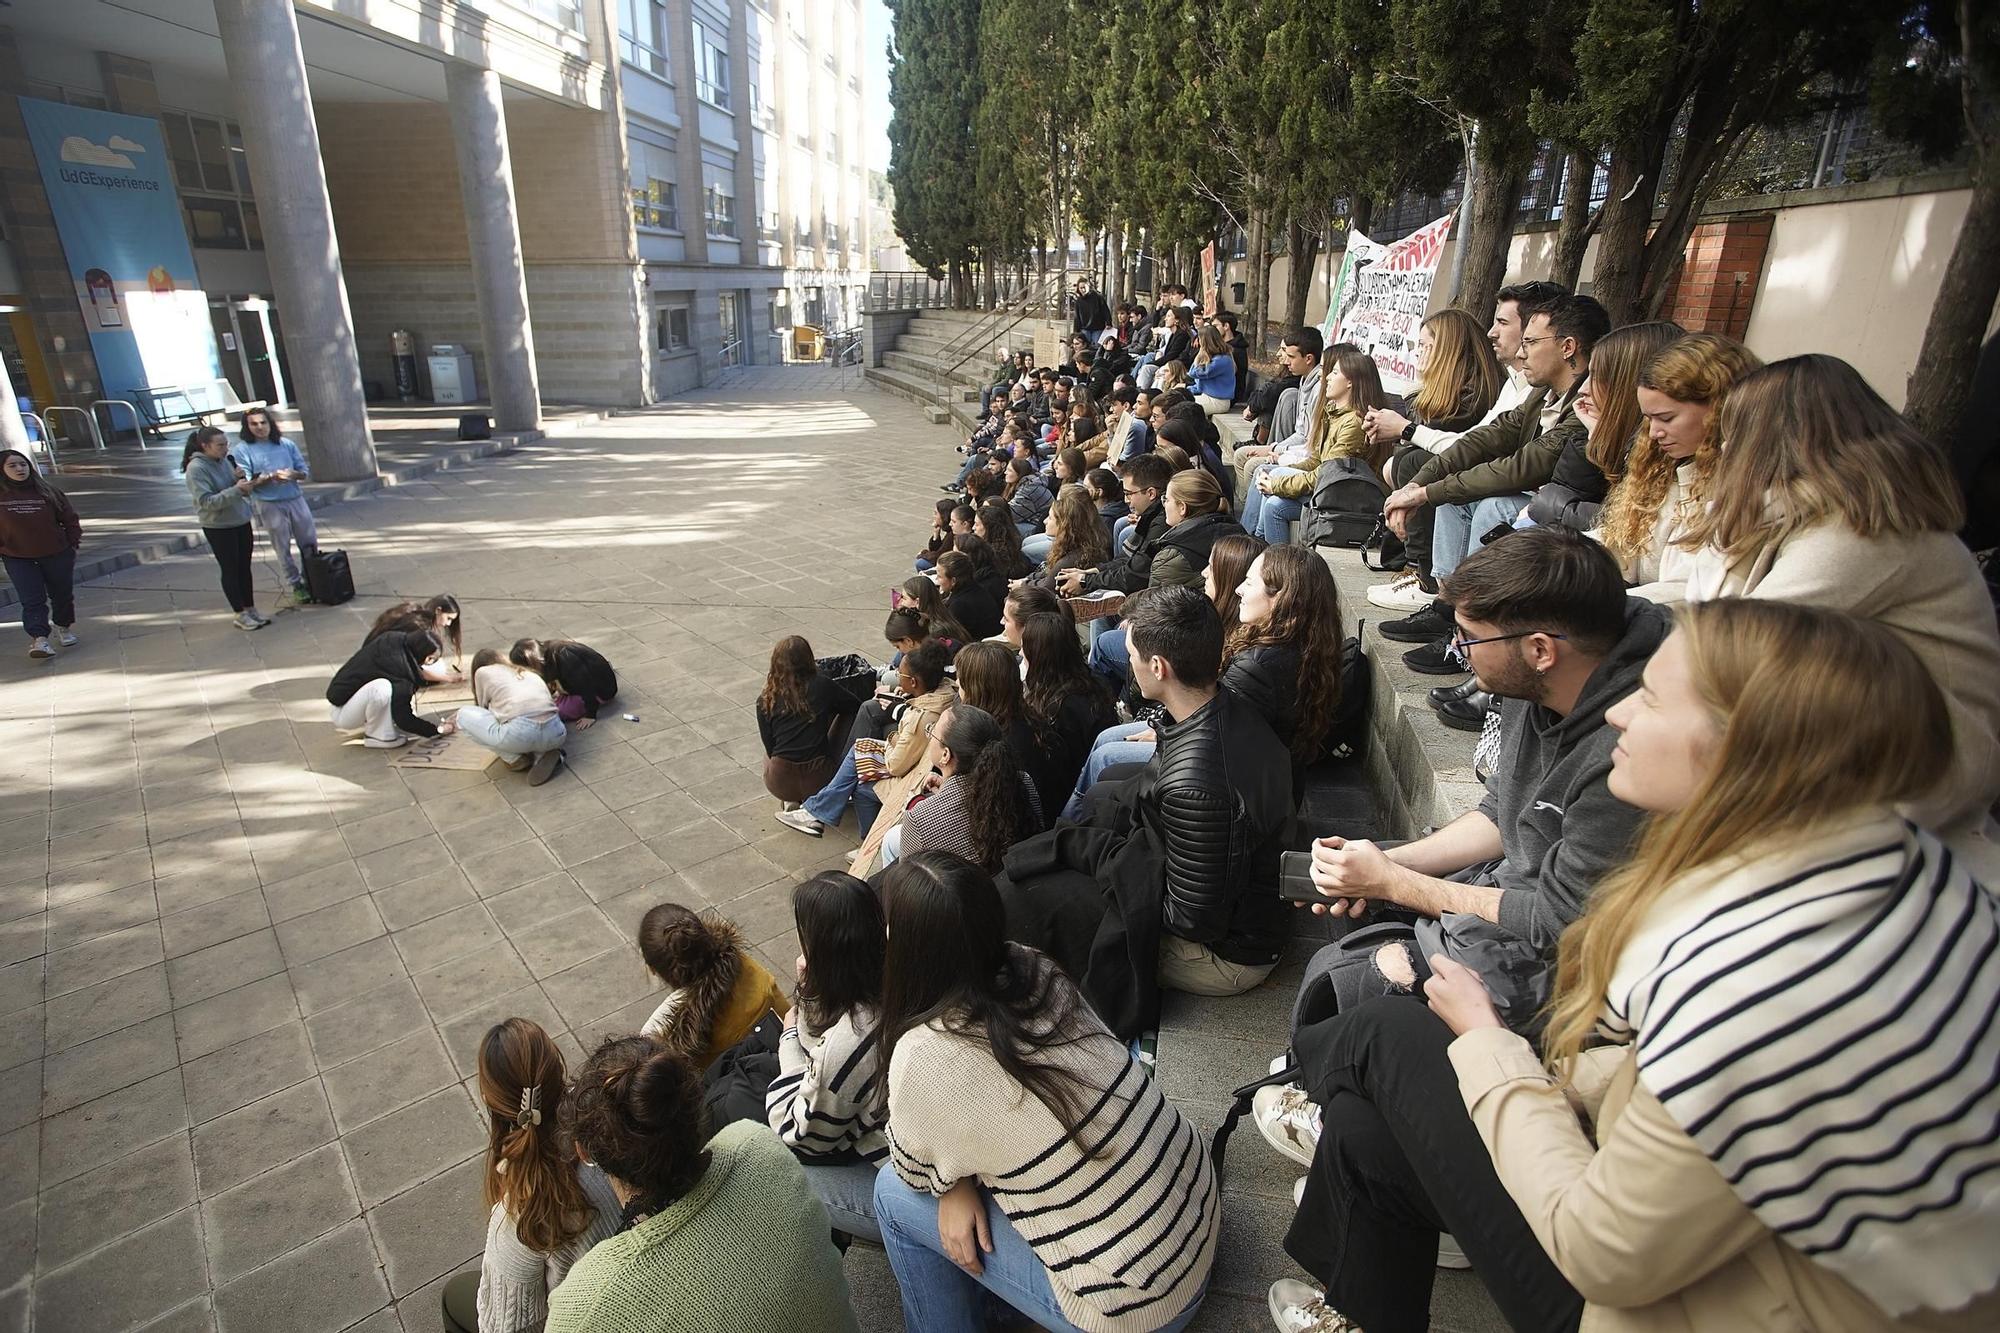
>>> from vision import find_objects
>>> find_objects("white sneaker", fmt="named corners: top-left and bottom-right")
top-left (776, 808), bottom-right (824, 837)
top-left (1365, 572), bottom-right (1436, 613)
top-left (244, 608), bottom-right (272, 626)
top-left (1293, 1176), bottom-right (1305, 1207)
top-left (1268, 1279), bottom-right (1363, 1332)
top-left (27, 637), bottom-right (53, 659)
top-left (1268, 1053), bottom-right (1291, 1076)
top-left (234, 611), bottom-right (266, 631)
top-left (1437, 1233), bottom-right (1471, 1270)
top-left (55, 627), bottom-right (77, 647)
top-left (1253, 1085), bottom-right (1321, 1166)
top-left (363, 733), bottom-right (415, 749)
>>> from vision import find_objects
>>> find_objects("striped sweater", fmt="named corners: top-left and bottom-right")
top-left (765, 1006), bottom-right (889, 1163)
top-left (886, 953), bottom-right (1220, 1332)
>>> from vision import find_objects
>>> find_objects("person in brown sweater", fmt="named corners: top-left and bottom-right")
top-left (0, 449), bottom-right (82, 659)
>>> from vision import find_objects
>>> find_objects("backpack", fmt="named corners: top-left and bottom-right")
top-left (1300, 456), bottom-right (1387, 549)
top-left (302, 547), bottom-right (355, 606)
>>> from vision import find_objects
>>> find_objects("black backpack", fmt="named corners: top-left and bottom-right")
top-left (302, 547), bottom-right (355, 606)
top-left (1300, 456), bottom-right (1387, 549)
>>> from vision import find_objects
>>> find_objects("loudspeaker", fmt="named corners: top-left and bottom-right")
top-left (457, 414), bottom-right (492, 441)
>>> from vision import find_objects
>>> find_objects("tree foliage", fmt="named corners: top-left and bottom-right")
top-left (886, 0), bottom-right (982, 278)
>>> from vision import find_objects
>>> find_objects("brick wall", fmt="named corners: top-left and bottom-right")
top-left (1657, 215), bottom-right (1773, 339)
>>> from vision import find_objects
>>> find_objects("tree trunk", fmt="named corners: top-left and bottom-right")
top-left (1906, 155), bottom-right (2000, 438)
top-left (1245, 205), bottom-right (1271, 357)
top-left (982, 251), bottom-right (997, 308)
top-left (1551, 147), bottom-right (1600, 291)
top-left (1591, 136), bottom-right (1669, 325)
top-left (1106, 218), bottom-right (1124, 307)
top-left (1457, 136), bottom-right (1527, 323)
top-left (1283, 212), bottom-right (1321, 334)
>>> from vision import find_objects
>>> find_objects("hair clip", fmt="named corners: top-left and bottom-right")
top-left (516, 1085), bottom-right (542, 1128)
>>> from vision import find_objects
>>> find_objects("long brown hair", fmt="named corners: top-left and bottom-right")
top-left (898, 577), bottom-right (969, 642)
top-left (1225, 545), bottom-right (1346, 761)
top-left (1597, 334), bottom-right (1761, 567)
top-left (1580, 321), bottom-right (1686, 479)
top-left (953, 640), bottom-right (1023, 728)
top-left (479, 1018), bottom-right (592, 1252)
top-left (1205, 532), bottom-right (1263, 627)
top-left (1678, 355), bottom-right (1965, 559)
top-left (1544, 600), bottom-right (1952, 1075)
top-left (758, 635), bottom-right (815, 718)
top-left (976, 501), bottom-right (1033, 577)
top-left (1410, 308), bottom-right (1501, 428)
top-left (1044, 484), bottom-right (1109, 569)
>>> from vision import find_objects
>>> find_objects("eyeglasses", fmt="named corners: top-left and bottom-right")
top-left (1450, 629), bottom-right (1569, 655)
top-left (1517, 335), bottom-right (1561, 349)
top-left (1121, 487), bottom-right (1145, 499)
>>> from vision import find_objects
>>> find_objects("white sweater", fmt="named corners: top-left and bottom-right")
top-left (1680, 522), bottom-right (2000, 836)
top-left (764, 1006), bottom-right (889, 1163)
top-left (885, 954), bottom-right (1219, 1332)
top-left (477, 1164), bottom-right (623, 1333)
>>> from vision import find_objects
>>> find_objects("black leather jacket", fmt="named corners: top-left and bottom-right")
top-left (1136, 691), bottom-right (1292, 964)
top-left (1085, 501), bottom-right (1170, 593)
top-left (1220, 641), bottom-right (1299, 751)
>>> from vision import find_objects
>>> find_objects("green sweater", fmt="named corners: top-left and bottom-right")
top-left (544, 1122), bottom-right (859, 1333)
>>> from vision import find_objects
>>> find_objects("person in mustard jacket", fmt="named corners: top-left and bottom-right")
top-left (1242, 350), bottom-right (1386, 544)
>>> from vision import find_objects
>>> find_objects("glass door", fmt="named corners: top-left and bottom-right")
top-left (719, 291), bottom-right (742, 368)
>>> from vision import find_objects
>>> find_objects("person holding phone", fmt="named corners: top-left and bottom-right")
top-left (230, 408), bottom-right (318, 605)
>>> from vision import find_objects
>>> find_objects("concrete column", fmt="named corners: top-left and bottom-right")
top-left (0, 353), bottom-right (29, 456)
top-left (212, 0), bottom-right (376, 481)
top-left (445, 63), bottom-right (542, 432)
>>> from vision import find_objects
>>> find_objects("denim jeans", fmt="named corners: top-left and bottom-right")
top-left (1111, 515), bottom-right (1134, 552)
top-left (1256, 496), bottom-right (1304, 544)
top-left (880, 823), bottom-right (904, 867)
top-left (874, 1170), bottom-right (1204, 1333)
top-left (454, 706), bottom-right (566, 763)
top-left (1059, 720), bottom-right (1157, 822)
top-left (3, 548), bottom-right (77, 639)
top-left (1087, 626), bottom-right (1131, 686)
top-left (801, 749), bottom-right (884, 834)
top-left (1020, 533), bottom-right (1053, 562)
top-left (804, 1160), bottom-right (883, 1244)
top-left (1430, 494), bottom-right (1531, 582)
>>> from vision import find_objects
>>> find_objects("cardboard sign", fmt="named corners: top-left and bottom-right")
top-left (1328, 212), bottom-right (1456, 395)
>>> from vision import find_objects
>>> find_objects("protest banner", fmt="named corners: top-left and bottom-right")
top-left (1320, 230), bottom-right (1386, 344)
top-left (1328, 211), bottom-right (1456, 395)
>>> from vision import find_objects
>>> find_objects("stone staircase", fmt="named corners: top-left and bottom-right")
top-left (864, 309), bottom-right (1066, 434)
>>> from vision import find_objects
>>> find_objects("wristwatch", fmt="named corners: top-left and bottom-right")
top-left (1401, 421), bottom-right (1418, 443)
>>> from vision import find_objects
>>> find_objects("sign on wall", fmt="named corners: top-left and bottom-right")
top-left (1327, 211), bottom-right (1456, 395)
top-left (18, 98), bottom-right (223, 405)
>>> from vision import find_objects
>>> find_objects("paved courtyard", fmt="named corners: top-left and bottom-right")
top-left (0, 368), bottom-right (1499, 1333)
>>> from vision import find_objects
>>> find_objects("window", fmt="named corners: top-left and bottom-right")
top-left (694, 22), bottom-right (731, 109)
top-left (825, 221), bottom-right (842, 253)
top-left (759, 210), bottom-right (780, 242)
top-left (619, 0), bottom-right (670, 76)
top-left (654, 297), bottom-right (692, 353)
top-left (824, 128), bottom-right (840, 162)
top-left (160, 109), bottom-right (260, 251)
top-left (629, 140), bottom-right (680, 230)
top-left (704, 182), bottom-right (738, 239)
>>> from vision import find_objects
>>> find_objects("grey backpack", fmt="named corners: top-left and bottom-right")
top-left (1300, 455), bottom-right (1387, 549)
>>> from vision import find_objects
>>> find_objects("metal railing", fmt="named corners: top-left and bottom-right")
top-left (92, 399), bottom-right (146, 450)
top-left (20, 413), bottom-right (57, 474)
top-left (42, 405), bottom-right (103, 455)
top-left (865, 270), bottom-right (954, 313)
top-left (934, 272), bottom-right (1065, 382)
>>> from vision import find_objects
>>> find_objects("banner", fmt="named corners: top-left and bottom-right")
top-left (18, 98), bottom-right (222, 405)
top-left (1328, 211), bottom-right (1456, 395)
top-left (1319, 229), bottom-right (1386, 344)
top-left (1200, 242), bottom-right (1218, 314)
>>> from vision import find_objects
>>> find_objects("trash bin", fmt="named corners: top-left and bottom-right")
top-left (428, 345), bottom-right (477, 405)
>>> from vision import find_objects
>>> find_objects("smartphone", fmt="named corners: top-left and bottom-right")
top-left (1277, 850), bottom-right (1320, 904)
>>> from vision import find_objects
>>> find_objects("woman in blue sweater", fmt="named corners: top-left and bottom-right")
top-left (1189, 324), bottom-right (1238, 416)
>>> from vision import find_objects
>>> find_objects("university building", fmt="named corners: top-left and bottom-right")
top-left (0, 0), bottom-right (870, 478)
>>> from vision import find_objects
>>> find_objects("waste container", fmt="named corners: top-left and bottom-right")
top-left (391, 330), bottom-right (419, 401)
top-left (428, 345), bottom-right (477, 404)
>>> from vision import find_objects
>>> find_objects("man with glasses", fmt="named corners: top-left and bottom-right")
top-left (1056, 452), bottom-right (1174, 647)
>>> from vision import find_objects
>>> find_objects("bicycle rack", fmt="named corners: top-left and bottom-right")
top-left (42, 405), bottom-right (104, 454)
top-left (92, 399), bottom-right (147, 450)
top-left (20, 413), bottom-right (57, 474)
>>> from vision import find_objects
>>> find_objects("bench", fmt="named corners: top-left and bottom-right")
top-left (133, 381), bottom-right (267, 439)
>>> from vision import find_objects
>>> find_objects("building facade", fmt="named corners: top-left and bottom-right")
top-left (0, 0), bottom-right (870, 478)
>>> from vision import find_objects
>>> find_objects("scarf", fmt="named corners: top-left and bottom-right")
top-left (1603, 818), bottom-right (2000, 1317)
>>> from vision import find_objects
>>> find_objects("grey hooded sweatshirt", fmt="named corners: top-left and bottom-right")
top-left (1484, 596), bottom-right (1669, 949)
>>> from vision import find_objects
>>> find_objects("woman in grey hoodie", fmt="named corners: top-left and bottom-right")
top-left (182, 426), bottom-right (269, 630)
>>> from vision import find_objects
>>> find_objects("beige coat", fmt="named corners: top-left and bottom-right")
top-left (1450, 1028), bottom-right (2000, 1333)
top-left (1669, 522), bottom-right (2000, 836)
top-left (851, 682), bottom-right (956, 875)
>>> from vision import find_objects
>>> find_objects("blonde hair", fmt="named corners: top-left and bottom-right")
top-left (1679, 354), bottom-right (1965, 559)
top-left (1596, 333), bottom-right (1760, 566)
top-left (1580, 321), bottom-right (1686, 479)
top-left (1410, 307), bottom-right (1501, 427)
top-left (1193, 323), bottom-right (1226, 367)
top-left (1152, 442), bottom-right (1193, 474)
top-left (1165, 467), bottom-right (1226, 517)
top-left (1543, 600), bottom-right (1952, 1074)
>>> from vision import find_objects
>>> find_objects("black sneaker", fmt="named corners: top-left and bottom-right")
top-left (1403, 637), bottom-right (1467, 676)
top-left (1380, 600), bottom-right (1453, 644)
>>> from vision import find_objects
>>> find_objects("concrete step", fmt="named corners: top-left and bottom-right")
top-left (862, 365), bottom-right (955, 426)
top-left (880, 349), bottom-right (989, 393)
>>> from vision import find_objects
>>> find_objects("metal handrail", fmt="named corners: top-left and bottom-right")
top-left (42, 405), bottom-right (104, 454)
top-left (20, 413), bottom-right (57, 474)
top-left (935, 272), bottom-right (1065, 383)
top-left (92, 399), bottom-right (147, 451)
